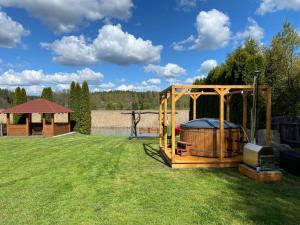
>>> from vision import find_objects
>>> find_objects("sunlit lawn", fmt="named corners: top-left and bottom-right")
top-left (0, 134), bottom-right (300, 225)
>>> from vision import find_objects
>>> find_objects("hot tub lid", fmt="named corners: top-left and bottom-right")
top-left (180, 118), bottom-right (241, 129)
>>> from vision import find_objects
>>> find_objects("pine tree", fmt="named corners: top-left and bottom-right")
top-left (71, 82), bottom-right (82, 132)
top-left (79, 81), bottom-right (91, 134)
top-left (13, 87), bottom-right (27, 124)
top-left (41, 87), bottom-right (53, 101)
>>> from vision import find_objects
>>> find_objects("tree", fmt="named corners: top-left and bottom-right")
top-left (69, 82), bottom-right (82, 132)
top-left (13, 87), bottom-right (27, 124)
top-left (79, 81), bottom-right (91, 134)
top-left (41, 87), bottom-right (54, 101)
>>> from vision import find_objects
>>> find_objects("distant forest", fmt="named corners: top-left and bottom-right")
top-left (0, 89), bottom-right (190, 110)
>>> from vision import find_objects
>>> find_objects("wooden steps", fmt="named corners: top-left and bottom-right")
top-left (239, 163), bottom-right (282, 182)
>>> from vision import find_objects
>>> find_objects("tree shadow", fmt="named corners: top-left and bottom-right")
top-left (143, 143), bottom-right (168, 166)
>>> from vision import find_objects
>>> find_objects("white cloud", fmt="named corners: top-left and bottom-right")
top-left (144, 63), bottom-right (186, 77)
top-left (173, 9), bottom-right (231, 51)
top-left (142, 78), bottom-right (161, 86)
top-left (41, 36), bottom-right (97, 66)
top-left (0, 0), bottom-right (133, 33)
top-left (117, 83), bottom-right (160, 92)
top-left (0, 10), bottom-right (29, 48)
top-left (257, 0), bottom-right (300, 15)
top-left (42, 24), bottom-right (163, 66)
top-left (235, 18), bottom-right (264, 44)
top-left (166, 78), bottom-right (180, 85)
top-left (176, 0), bottom-right (197, 11)
top-left (90, 82), bottom-right (115, 92)
top-left (185, 75), bottom-right (206, 83)
top-left (0, 68), bottom-right (104, 94)
top-left (199, 59), bottom-right (217, 74)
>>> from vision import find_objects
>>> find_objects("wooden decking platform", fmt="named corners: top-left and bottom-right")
top-left (238, 164), bottom-right (282, 182)
top-left (160, 147), bottom-right (243, 168)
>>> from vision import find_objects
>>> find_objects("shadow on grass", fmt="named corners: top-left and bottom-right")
top-left (205, 168), bottom-right (300, 224)
top-left (143, 143), bottom-right (168, 166)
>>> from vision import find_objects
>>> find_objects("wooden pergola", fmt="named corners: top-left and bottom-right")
top-left (1, 99), bottom-right (73, 137)
top-left (159, 85), bottom-right (272, 168)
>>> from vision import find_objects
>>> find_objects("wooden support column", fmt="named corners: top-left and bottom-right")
top-left (159, 94), bottom-right (163, 147)
top-left (265, 88), bottom-right (272, 145)
top-left (6, 113), bottom-right (10, 136)
top-left (26, 113), bottom-right (30, 136)
top-left (242, 92), bottom-right (248, 142)
top-left (164, 94), bottom-right (168, 153)
top-left (51, 113), bottom-right (55, 136)
top-left (193, 96), bottom-right (197, 120)
top-left (68, 113), bottom-right (71, 132)
top-left (215, 88), bottom-right (230, 161)
top-left (171, 86), bottom-right (176, 162)
top-left (42, 113), bottom-right (46, 136)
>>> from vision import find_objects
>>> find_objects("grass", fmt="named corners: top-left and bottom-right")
top-left (0, 134), bottom-right (300, 225)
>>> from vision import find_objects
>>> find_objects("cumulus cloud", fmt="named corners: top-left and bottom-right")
top-left (199, 59), bottom-right (217, 74)
top-left (116, 83), bottom-right (160, 92)
top-left (42, 24), bottom-right (163, 66)
top-left (144, 63), bottom-right (186, 77)
top-left (41, 36), bottom-right (97, 66)
top-left (257, 0), bottom-right (300, 15)
top-left (0, 10), bottom-right (29, 48)
top-left (90, 82), bottom-right (115, 92)
top-left (0, 68), bottom-right (105, 94)
top-left (0, 0), bottom-right (133, 33)
top-left (235, 18), bottom-right (264, 44)
top-left (173, 9), bottom-right (231, 51)
top-left (142, 78), bottom-right (161, 86)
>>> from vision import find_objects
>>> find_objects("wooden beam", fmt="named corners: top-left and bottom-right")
top-left (26, 113), bottom-right (30, 136)
top-left (184, 92), bottom-right (218, 96)
top-left (164, 94), bottom-right (168, 153)
top-left (193, 96), bottom-right (197, 120)
top-left (242, 92), bottom-right (248, 142)
top-left (171, 86), bottom-right (176, 162)
top-left (51, 113), bottom-right (55, 136)
top-left (219, 90), bottom-right (225, 161)
top-left (159, 94), bottom-right (163, 147)
top-left (174, 88), bottom-right (187, 102)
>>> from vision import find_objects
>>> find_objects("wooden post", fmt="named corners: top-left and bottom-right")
top-left (164, 93), bottom-right (168, 153)
top-left (51, 113), bottom-right (55, 136)
top-left (226, 95), bottom-right (231, 121)
top-left (171, 86), bottom-right (176, 162)
top-left (6, 113), bottom-right (10, 136)
top-left (265, 88), bottom-right (272, 145)
top-left (26, 113), bottom-right (30, 136)
top-left (68, 113), bottom-right (71, 132)
top-left (219, 90), bottom-right (225, 161)
top-left (242, 92), bottom-right (248, 142)
top-left (193, 96), bottom-right (197, 120)
top-left (42, 113), bottom-right (46, 136)
top-left (159, 94), bottom-right (163, 147)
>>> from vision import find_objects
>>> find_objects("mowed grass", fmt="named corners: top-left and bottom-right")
top-left (0, 135), bottom-right (300, 225)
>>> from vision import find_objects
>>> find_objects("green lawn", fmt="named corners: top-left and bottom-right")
top-left (0, 134), bottom-right (300, 225)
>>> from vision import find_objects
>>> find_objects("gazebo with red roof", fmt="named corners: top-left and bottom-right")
top-left (1, 99), bottom-right (73, 137)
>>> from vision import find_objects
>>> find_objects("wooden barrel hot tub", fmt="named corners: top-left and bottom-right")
top-left (180, 118), bottom-right (242, 157)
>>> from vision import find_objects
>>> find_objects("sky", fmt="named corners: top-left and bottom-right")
top-left (0, 0), bottom-right (299, 95)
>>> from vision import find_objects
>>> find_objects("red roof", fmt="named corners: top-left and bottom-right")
top-left (0, 99), bottom-right (73, 114)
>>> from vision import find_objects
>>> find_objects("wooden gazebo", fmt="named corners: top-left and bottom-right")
top-left (1, 99), bottom-right (73, 137)
top-left (159, 85), bottom-right (272, 168)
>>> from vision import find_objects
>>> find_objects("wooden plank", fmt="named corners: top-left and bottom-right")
top-left (174, 88), bottom-right (187, 102)
top-left (159, 94), bottom-right (163, 147)
top-left (172, 162), bottom-right (240, 169)
top-left (193, 96), bottom-right (197, 120)
top-left (164, 95), bottom-right (168, 153)
top-left (239, 164), bottom-right (282, 182)
top-left (171, 86), bottom-right (176, 162)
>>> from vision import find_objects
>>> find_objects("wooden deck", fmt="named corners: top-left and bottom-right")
top-left (160, 147), bottom-right (243, 168)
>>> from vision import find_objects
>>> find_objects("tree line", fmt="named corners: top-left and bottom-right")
top-left (190, 21), bottom-right (300, 128)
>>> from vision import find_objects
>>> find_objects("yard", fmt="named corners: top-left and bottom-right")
top-left (0, 134), bottom-right (300, 225)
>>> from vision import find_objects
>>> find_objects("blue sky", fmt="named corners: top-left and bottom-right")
top-left (0, 0), bottom-right (299, 95)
